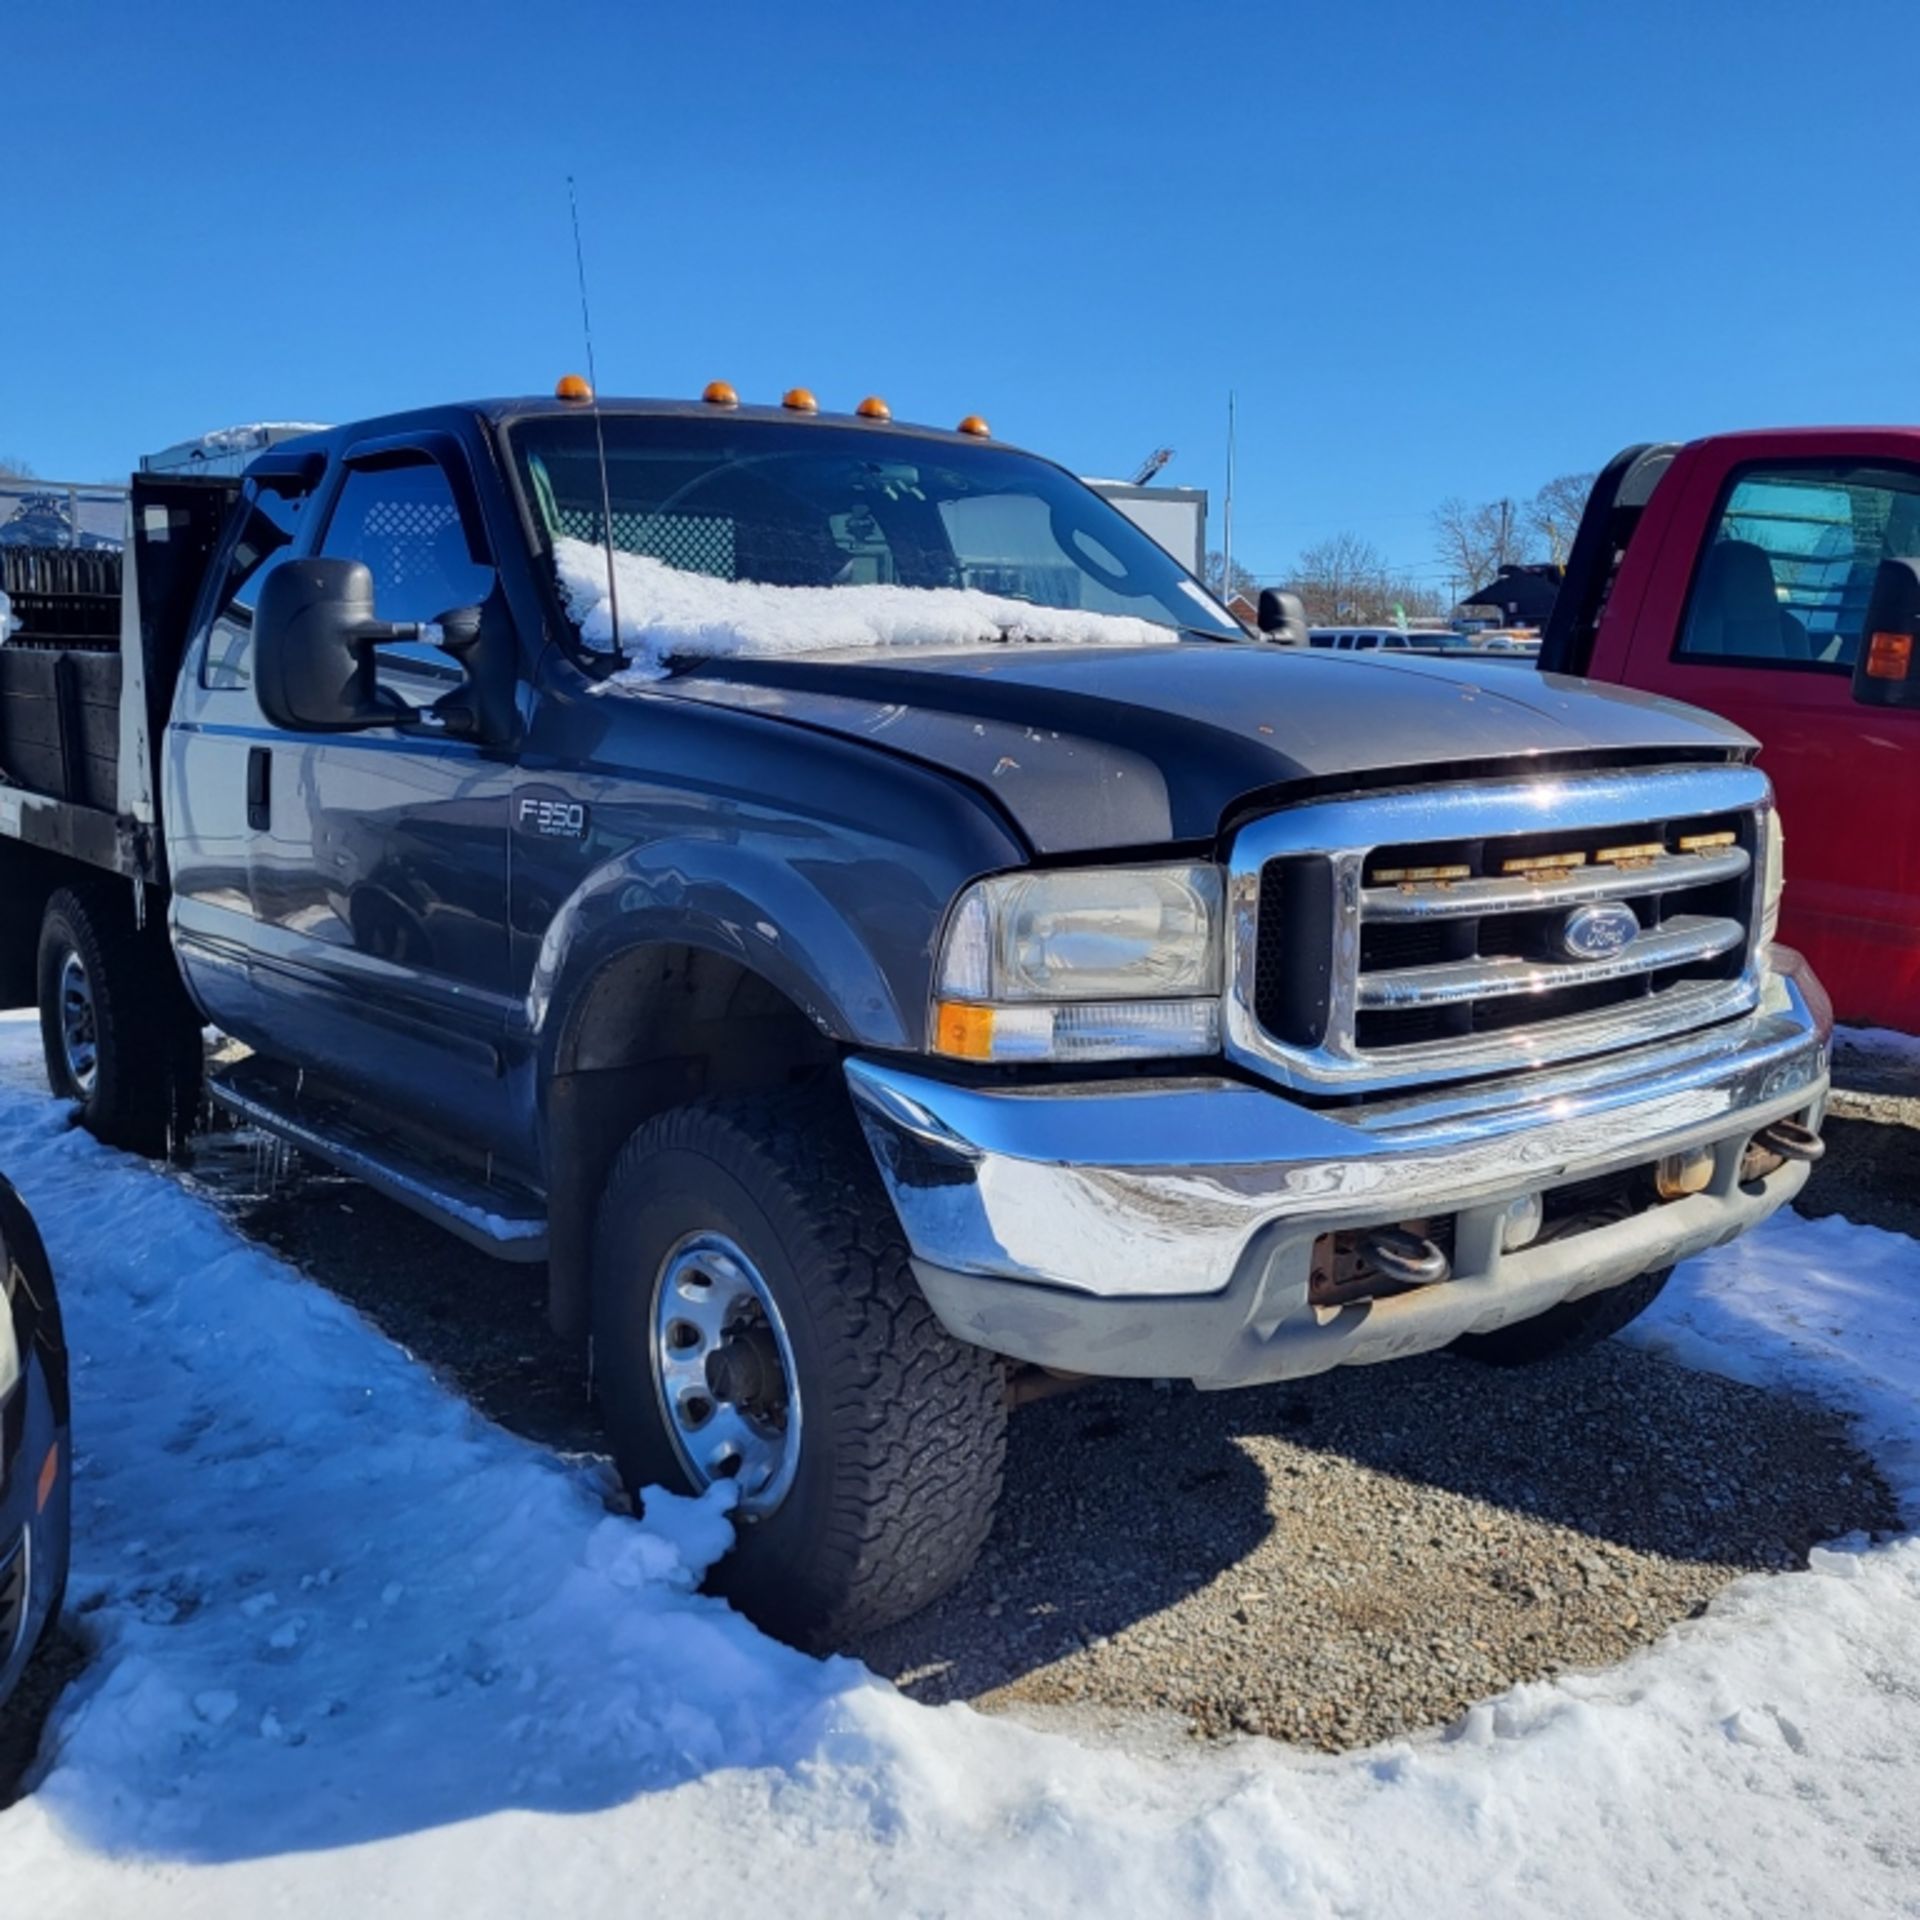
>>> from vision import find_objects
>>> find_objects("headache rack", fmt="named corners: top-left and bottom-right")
top-left (1227, 763), bottom-right (1774, 1095)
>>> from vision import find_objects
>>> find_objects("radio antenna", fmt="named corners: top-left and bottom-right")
top-left (567, 175), bottom-right (625, 667)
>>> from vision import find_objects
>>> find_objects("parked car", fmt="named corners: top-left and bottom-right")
top-left (1307, 627), bottom-right (1490, 657)
top-left (1, 1175), bottom-right (69, 1710)
top-left (0, 384), bottom-right (1830, 1644)
top-left (1544, 431), bottom-right (1920, 1032)
top-left (1309, 626), bottom-right (1422, 651)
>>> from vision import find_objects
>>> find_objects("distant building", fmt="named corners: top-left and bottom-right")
top-left (1082, 479), bottom-right (1208, 575)
top-left (1461, 562), bottom-right (1562, 629)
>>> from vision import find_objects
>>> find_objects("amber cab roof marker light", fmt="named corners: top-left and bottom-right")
top-left (702, 380), bottom-right (740, 407)
top-left (783, 388), bottom-right (820, 414)
top-left (555, 372), bottom-right (593, 403)
top-left (856, 395), bottom-right (892, 421)
top-left (957, 414), bottom-right (991, 437)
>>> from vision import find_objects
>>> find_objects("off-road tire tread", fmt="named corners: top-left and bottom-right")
top-left (1452, 1266), bottom-right (1673, 1368)
top-left (594, 1092), bottom-right (1006, 1644)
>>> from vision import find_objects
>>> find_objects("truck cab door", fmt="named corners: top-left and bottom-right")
top-left (1608, 435), bottom-right (1920, 1029)
top-left (246, 438), bottom-right (521, 1149)
top-left (166, 462), bottom-right (323, 1042)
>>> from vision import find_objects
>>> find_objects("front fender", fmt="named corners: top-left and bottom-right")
top-left (524, 836), bottom-right (944, 1071)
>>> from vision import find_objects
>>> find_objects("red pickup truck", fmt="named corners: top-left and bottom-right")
top-left (1544, 430), bottom-right (1920, 1034)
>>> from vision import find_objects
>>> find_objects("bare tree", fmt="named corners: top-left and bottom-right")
top-left (0, 455), bottom-right (36, 480)
top-left (1281, 532), bottom-right (1395, 626)
top-left (1284, 532), bottom-right (1383, 625)
top-left (1526, 472), bottom-right (1597, 565)
top-left (1388, 578), bottom-right (1450, 621)
top-left (1432, 496), bottom-right (1531, 602)
top-left (1277, 533), bottom-right (1450, 627)
top-left (1204, 550), bottom-right (1257, 602)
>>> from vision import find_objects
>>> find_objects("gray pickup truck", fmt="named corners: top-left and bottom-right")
top-left (0, 386), bottom-right (1831, 1642)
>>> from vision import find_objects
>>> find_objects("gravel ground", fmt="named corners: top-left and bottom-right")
top-left (2, 1031), bottom-right (1914, 1791)
top-left (190, 1096), bottom-right (1907, 1755)
top-left (852, 1347), bottom-right (1894, 1749)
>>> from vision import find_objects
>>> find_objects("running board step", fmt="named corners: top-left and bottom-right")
top-left (206, 1063), bottom-right (548, 1262)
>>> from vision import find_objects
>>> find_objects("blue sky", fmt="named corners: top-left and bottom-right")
top-left (5, 0), bottom-right (1916, 584)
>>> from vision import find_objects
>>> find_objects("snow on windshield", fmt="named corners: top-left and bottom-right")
top-left (551, 536), bottom-right (1176, 684)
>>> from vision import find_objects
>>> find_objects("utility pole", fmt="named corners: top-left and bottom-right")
top-left (1222, 391), bottom-right (1237, 600)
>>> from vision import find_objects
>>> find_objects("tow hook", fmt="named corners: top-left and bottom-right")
top-left (1358, 1228), bottom-right (1453, 1287)
top-left (1756, 1119), bottom-right (1825, 1165)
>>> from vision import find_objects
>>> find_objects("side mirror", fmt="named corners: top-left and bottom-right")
top-left (1256, 588), bottom-right (1309, 645)
top-left (253, 558), bottom-right (419, 732)
top-left (1853, 558), bottom-right (1920, 709)
top-left (425, 585), bottom-right (519, 745)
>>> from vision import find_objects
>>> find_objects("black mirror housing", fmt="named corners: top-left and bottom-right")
top-left (425, 586), bottom-right (519, 745)
top-left (1853, 558), bottom-right (1920, 709)
top-left (253, 558), bottom-right (416, 732)
top-left (1257, 588), bottom-right (1309, 645)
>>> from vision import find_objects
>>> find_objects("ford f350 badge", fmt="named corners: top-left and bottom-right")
top-left (515, 791), bottom-right (589, 840)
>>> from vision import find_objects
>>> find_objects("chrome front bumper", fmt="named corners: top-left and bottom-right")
top-left (844, 959), bottom-right (1831, 1388)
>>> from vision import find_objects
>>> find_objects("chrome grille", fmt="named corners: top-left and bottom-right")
top-left (1228, 764), bottom-right (1773, 1094)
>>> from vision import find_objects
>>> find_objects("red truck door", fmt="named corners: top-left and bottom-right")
top-left (1590, 430), bottom-right (1920, 1032)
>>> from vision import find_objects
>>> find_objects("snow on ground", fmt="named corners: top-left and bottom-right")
top-left (553, 536), bottom-right (1174, 683)
top-left (0, 1004), bottom-right (1917, 1916)
top-left (1833, 1021), bottom-right (1920, 1083)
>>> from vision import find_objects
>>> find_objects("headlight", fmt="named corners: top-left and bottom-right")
top-left (1759, 809), bottom-right (1785, 952)
top-left (932, 863), bottom-right (1224, 1062)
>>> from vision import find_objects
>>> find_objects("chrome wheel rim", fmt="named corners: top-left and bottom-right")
top-left (650, 1231), bottom-right (802, 1518)
top-left (57, 952), bottom-right (98, 1097)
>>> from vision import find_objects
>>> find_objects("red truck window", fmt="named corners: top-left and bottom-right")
top-left (1676, 462), bottom-right (1920, 673)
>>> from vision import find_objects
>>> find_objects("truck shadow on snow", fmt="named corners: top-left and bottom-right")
top-left (198, 1138), bottom-right (1899, 1757)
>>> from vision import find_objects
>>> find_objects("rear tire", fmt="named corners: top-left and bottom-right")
top-left (36, 886), bottom-right (200, 1157)
top-left (591, 1092), bottom-right (1007, 1646)
top-left (1451, 1267), bottom-right (1672, 1367)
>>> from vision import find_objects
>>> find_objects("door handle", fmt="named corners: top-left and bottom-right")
top-left (246, 746), bottom-right (272, 831)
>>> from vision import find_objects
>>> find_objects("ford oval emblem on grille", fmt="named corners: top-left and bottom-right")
top-left (1558, 901), bottom-right (1640, 961)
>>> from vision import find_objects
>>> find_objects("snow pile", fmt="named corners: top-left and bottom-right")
top-left (551, 536), bottom-right (1174, 683)
top-left (0, 1007), bottom-right (1917, 1916)
top-left (1625, 1207), bottom-right (1920, 1507)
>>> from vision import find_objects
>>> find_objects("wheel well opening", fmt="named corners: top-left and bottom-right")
top-left (544, 945), bottom-right (843, 1338)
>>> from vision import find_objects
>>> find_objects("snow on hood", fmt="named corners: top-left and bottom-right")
top-left (551, 536), bottom-right (1175, 685)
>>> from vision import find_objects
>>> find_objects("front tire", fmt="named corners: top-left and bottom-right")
top-left (37, 886), bottom-right (200, 1157)
top-left (1451, 1267), bottom-right (1672, 1367)
top-left (591, 1094), bottom-right (1007, 1646)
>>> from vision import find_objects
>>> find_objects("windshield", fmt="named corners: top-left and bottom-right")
top-left (507, 415), bottom-right (1241, 660)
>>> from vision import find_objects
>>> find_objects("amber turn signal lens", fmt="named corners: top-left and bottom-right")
top-left (782, 387), bottom-right (819, 413)
top-left (1866, 630), bottom-right (1914, 680)
top-left (856, 395), bottom-right (891, 420)
top-left (956, 414), bottom-right (991, 437)
top-left (555, 373), bottom-right (593, 403)
top-left (702, 380), bottom-right (739, 407)
top-left (934, 1001), bottom-right (996, 1061)
top-left (37, 1441), bottom-right (59, 1514)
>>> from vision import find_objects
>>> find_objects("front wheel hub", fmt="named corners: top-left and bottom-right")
top-left (651, 1232), bottom-right (802, 1519)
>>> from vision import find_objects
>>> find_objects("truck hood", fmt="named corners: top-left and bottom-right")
top-left (658, 643), bottom-right (1755, 854)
